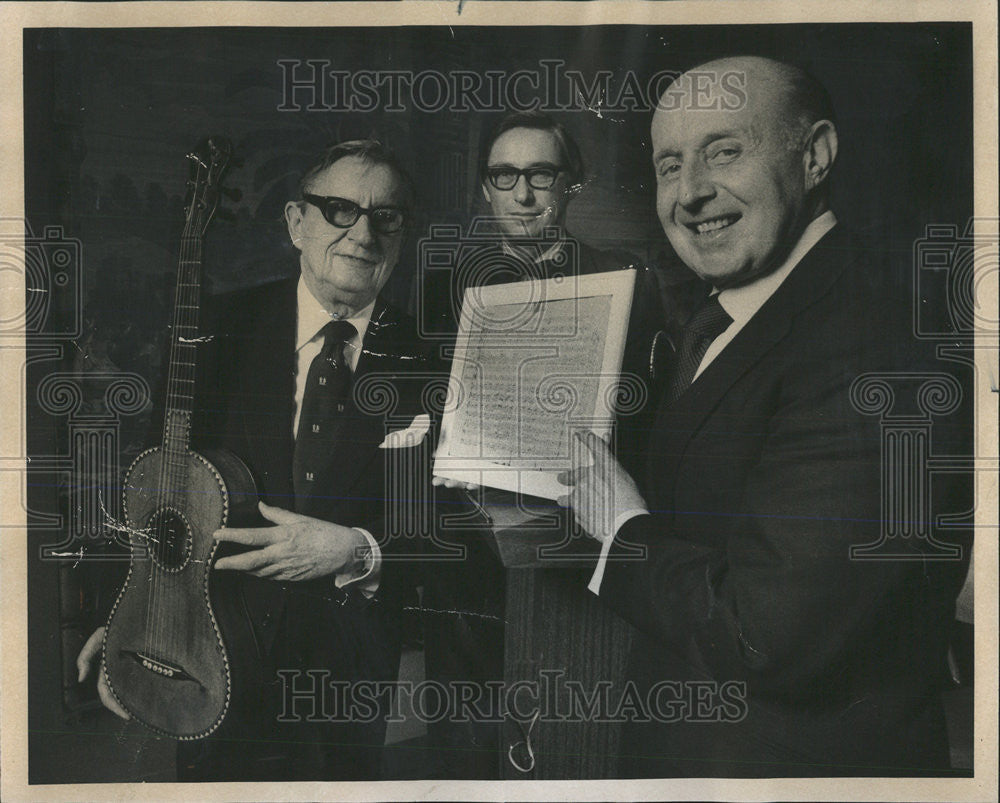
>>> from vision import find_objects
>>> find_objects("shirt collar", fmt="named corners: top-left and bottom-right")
top-left (295, 276), bottom-right (375, 351)
top-left (716, 210), bottom-right (837, 326)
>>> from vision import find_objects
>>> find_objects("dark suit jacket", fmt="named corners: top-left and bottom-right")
top-left (596, 225), bottom-right (972, 777)
top-left (181, 274), bottom-right (442, 780)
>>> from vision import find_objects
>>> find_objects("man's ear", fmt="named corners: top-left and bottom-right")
top-left (480, 181), bottom-right (492, 206)
top-left (803, 119), bottom-right (838, 191)
top-left (285, 200), bottom-right (305, 252)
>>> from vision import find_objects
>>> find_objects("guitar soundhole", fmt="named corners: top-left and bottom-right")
top-left (145, 507), bottom-right (192, 571)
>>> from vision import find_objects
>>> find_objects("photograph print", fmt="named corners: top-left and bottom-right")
top-left (3, 3), bottom-right (995, 801)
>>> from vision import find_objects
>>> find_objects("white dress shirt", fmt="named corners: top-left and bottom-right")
top-left (293, 277), bottom-right (380, 594)
top-left (587, 212), bottom-right (838, 595)
top-left (694, 210), bottom-right (838, 381)
top-left (294, 278), bottom-right (374, 436)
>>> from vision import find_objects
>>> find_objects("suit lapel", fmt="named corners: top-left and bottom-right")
top-left (647, 226), bottom-right (854, 494)
top-left (228, 277), bottom-right (297, 506)
top-left (212, 277), bottom-right (298, 655)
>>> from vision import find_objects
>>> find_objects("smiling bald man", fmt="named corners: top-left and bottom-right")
top-left (560, 56), bottom-right (972, 778)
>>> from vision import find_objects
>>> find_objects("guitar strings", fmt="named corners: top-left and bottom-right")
top-left (172, 168), bottom-right (203, 660)
top-left (148, 155), bottom-right (206, 663)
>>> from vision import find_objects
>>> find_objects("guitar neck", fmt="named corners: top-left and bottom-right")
top-left (162, 235), bottom-right (203, 458)
top-left (158, 135), bottom-right (231, 463)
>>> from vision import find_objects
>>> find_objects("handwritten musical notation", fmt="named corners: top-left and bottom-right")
top-left (449, 294), bottom-right (613, 468)
top-left (435, 269), bottom-right (635, 499)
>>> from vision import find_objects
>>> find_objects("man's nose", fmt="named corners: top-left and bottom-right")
top-left (347, 211), bottom-right (377, 247)
top-left (512, 174), bottom-right (534, 205)
top-left (677, 159), bottom-right (715, 209)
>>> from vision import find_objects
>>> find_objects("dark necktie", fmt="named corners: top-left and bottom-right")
top-left (662, 294), bottom-right (733, 405)
top-left (293, 319), bottom-right (356, 509)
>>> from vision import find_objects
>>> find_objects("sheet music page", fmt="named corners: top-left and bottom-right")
top-left (448, 294), bottom-right (611, 467)
top-left (436, 270), bottom-right (633, 498)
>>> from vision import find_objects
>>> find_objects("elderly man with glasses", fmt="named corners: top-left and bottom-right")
top-left (77, 139), bottom-right (439, 781)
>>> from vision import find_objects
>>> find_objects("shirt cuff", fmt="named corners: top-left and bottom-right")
top-left (586, 508), bottom-right (647, 596)
top-left (334, 527), bottom-right (382, 598)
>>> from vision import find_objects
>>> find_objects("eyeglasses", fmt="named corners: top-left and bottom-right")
top-left (302, 193), bottom-right (407, 235)
top-left (486, 165), bottom-right (564, 191)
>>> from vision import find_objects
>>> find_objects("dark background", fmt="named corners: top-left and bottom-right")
top-left (23, 23), bottom-right (973, 783)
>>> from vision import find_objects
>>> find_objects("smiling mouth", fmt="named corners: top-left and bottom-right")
top-left (335, 253), bottom-right (378, 266)
top-left (686, 214), bottom-right (741, 235)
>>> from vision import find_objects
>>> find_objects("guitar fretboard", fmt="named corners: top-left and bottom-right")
top-left (162, 237), bottom-right (204, 456)
top-left (156, 139), bottom-right (229, 508)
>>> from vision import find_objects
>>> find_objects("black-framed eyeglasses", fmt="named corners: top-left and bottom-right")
top-left (302, 193), bottom-right (408, 235)
top-left (486, 165), bottom-right (564, 191)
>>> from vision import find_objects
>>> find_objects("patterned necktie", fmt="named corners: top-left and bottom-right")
top-left (663, 294), bottom-right (733, 405)
top-left (293, 319), bottom-right (356, 508)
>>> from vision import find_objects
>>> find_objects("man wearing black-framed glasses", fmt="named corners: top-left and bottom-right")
top-left (479, 111), bottom-right (581, 255)
top-left (286, 143), bottom-right (413, 319)
top-left (205, 140), bottom-right (434, 779)
top-left (471, 111), bottom-right (690, 324)
top-left (203, 140), bottom-right (429, 779)
top-left (421, 111), bottom-right (682, 780)
top-left (77, 139), bottom-right (439, 782)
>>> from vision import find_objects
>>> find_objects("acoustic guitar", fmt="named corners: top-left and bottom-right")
top-left (102, 137), bottom-right (257, 739)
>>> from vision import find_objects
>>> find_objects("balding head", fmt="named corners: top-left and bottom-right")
top-left (659, 57), bottom-right (835, 144)
top-left (651, 56), bottom-right (838, 287)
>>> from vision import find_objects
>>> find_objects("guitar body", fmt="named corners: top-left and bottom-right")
top-left (100, 136), bottom-right (248, 739)
top-left (103, 446), bottom-right (257, 739)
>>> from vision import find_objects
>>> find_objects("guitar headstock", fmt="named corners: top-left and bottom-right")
top-left (183, 136), bottom-right (235, 237)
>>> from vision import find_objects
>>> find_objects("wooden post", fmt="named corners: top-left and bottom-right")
top-left (477, 491), bottom-right (633, 779)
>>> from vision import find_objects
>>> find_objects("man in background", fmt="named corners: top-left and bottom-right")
top-left (430, 111), bottom-right (673, 394)
top-left (423, 111), bottom-right (684, 778)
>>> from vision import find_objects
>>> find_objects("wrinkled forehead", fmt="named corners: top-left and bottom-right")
top-left (652, 68), bottom-right (783, 148)
top-left (651, 104), bottom-right (756, 154)
top-left (308, 156), bottom-right (409, 207)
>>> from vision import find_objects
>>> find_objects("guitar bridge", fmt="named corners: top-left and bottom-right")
top-left (122, 650), bottom-right (203, 687)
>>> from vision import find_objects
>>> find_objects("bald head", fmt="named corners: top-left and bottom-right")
top-left (659, 56), bottom-right (835, 147)
top-left (651, 56), bottom-right (838, 287)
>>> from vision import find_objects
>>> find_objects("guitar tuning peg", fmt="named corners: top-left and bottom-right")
top-left (222, 187), bottom-right (243, 202)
